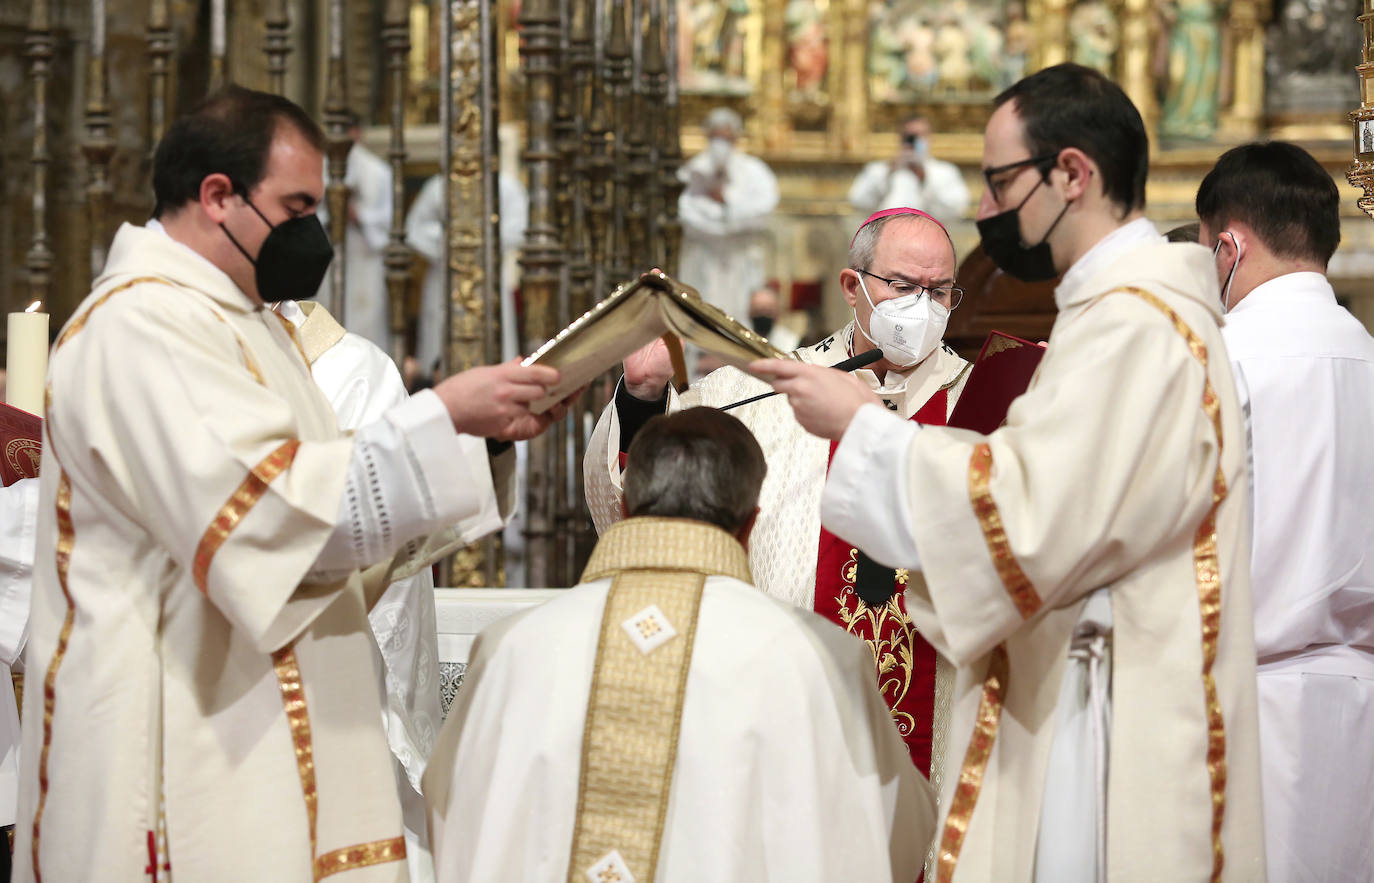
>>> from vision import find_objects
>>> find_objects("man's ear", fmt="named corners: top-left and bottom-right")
top-left (200, 173), bottom-right (237, 224)
top-left (839, 268), bottom-right (861, 309)
top-left (1055, 147), bottom-right (1096, 202)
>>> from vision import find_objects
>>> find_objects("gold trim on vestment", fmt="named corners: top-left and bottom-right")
top-left (940, 361), bottom-right (974, 392)
top-left (568, 569), bottom-right (706, 883)
top-left (32, 278), bottom-right (163, 878)
top-left (967, 443), bottom-right (1042, 619)
top-left (315, 836), bottom-right (407, 879)
top-left (292, 303), bottom-right (348, 367)
top-left (271, 647), bottom-right (319, 869)
top-left (570, 517), bottom-right (737, 882)
top-left (272, 310), bottom-right (312, 367)
top-left (31, 471), bottom-right (75, 883)
top-left (936, 644), bottom-right (1008, 883)
top-left (204, 310), bottom-right (266, 385)
top-left (580, 517), bottom-right (752, 585)
top-left (1107, 286), bottom-right (1228, 881)
top-left (192, 440), bottom-right (301, 595)
top-left (55, 276), bottom-right (165, 350)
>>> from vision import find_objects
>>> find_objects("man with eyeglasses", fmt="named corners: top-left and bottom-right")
top-left (585, 209), bottom-right (970, 869)
top-left (753, 63), bottom-right (1265, 881)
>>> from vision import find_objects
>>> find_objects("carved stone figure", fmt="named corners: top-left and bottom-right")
top-left (1158, 0), bottom-right (1223, 140)
top-left (785, 0), bottom-right (829, 95)
top-left (1069, 1), bottom-right (1120, 76)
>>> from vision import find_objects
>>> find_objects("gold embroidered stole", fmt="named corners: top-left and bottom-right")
top-left (567, 518), bottom-right (752, 883)
top-left (293, 301), bottom-right (348, 366)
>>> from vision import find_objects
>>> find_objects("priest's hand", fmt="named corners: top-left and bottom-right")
top-left (749, 358), bottom-right (880, 440)
top-left (435, 358), bottom-right (564, 441)
top-left (623, 338), bottom-right (674, 401)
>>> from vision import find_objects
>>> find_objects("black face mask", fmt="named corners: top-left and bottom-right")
top-left (221, 195), bottom-right (334, 303)
top-left (975, 175), bottom-right (1071, 283)
top-left (750, 315), bottom-right (775, 338)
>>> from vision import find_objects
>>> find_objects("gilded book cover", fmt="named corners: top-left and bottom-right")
top-left (523, 269), bottom-right (790, 413)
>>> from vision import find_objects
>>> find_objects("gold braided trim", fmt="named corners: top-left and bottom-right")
top-left (1105, 285), bottom-right (1228, 880)
top-left (273, 310), bottom-right (312, 367)
top-left (581, 517), bottom-right (752, 585)
top-left (204, 310), bottom-right (266, 385)
top-left (291, 303), bottom-right (347, 366)
top-left (939, 360), bottom-right (974, 392)
top-left (55, 276), bottom-right (165, 350)
top-left (967, 444), bottom-right (1042, 619)
top-left (271, 647), bottom-right (319, 868)
top-left (33, 279), bottom-right (161, 878)
top-left (31, 471), bottom-right (76, 883)
top-left (567, 568), bottom-right (708, 882)
top-left (192, 440), bottom-right (301, 595)
top-left (936, 644), bottom-right (1008, 883)
top-left (314, 836), bottom-right (407, 879)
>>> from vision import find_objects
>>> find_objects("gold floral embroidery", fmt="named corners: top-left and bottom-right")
top-left (836, 548), bottom-right (918, 739)
top-left (967, 443), bottom-right (1042, 618)
top-left (937, 645), bottom-right (1009, 883)
top-left (192, 439), bottom-right (301, 595)
top-left (1108, 285), bottom-right (1228, 881)
top-left (314, 836), bottom-right (406, 879)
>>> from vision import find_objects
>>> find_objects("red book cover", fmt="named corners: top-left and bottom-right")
top-left (946, 331), bottom-right (1046, 435)
top-left (0, 402), bottom-right (42, 486)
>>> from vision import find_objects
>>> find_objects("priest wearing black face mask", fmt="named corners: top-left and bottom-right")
top-left (16, 85), bottom-right (577, 881)
top-left (753, 63), bottom-right (1264, 883)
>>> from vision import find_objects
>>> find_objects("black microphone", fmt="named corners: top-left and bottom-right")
top-left (720, 349), bottom-right (883, 412)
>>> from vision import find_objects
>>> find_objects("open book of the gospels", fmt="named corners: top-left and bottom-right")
top-left (523, 269), bottom-right (791, 413)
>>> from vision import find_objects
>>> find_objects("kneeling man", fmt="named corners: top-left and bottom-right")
top-left (425, 408), bottom-right (935, 882)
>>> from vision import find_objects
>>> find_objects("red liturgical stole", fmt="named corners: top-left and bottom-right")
top-left (811, 388), bottom-right (946, 773)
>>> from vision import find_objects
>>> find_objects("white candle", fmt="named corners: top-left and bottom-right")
top-left (211, 0), bottom-right (226, 58)
top-left (7, 302), bottom-right (50, 416)
top-left (91, 0), bottom-right (106, 57)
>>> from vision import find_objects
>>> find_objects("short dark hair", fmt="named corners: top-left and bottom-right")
top-left (994, 63), bottom-right (1148, 215)
top-left (623, 407), bottom-right (766, 534)
top-left (1165, 222), bottom-right (1200, 244)
top-left (1195, 141), bottom-right (1341, 266)
top-left (152, 85), bottom-right (326, 218)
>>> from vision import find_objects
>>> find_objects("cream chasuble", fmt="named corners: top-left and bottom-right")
top-left (424, 517), bottom-right (936, 882)
top-left (14, 223), bottom-right (497, 881)
top-left (823, 235), bottom-right (1266, 881)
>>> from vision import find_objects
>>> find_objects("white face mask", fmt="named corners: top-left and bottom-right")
top-left (855, 274), bottom-right (949, 369)
top-left (707, 137), bottom-right (734, 166)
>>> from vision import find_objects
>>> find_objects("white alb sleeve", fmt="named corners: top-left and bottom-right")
top-left (310, 389), bottom-right (496, 578)
top-left (0, 478), bottom-right (38, 667)
top-left (820, 402), bottom-right (925, 570)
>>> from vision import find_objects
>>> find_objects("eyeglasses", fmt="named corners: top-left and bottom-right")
top-left (982, 153), bottom-right (1059, 201)
top-left (859, 269), bottom-right (964, 310)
